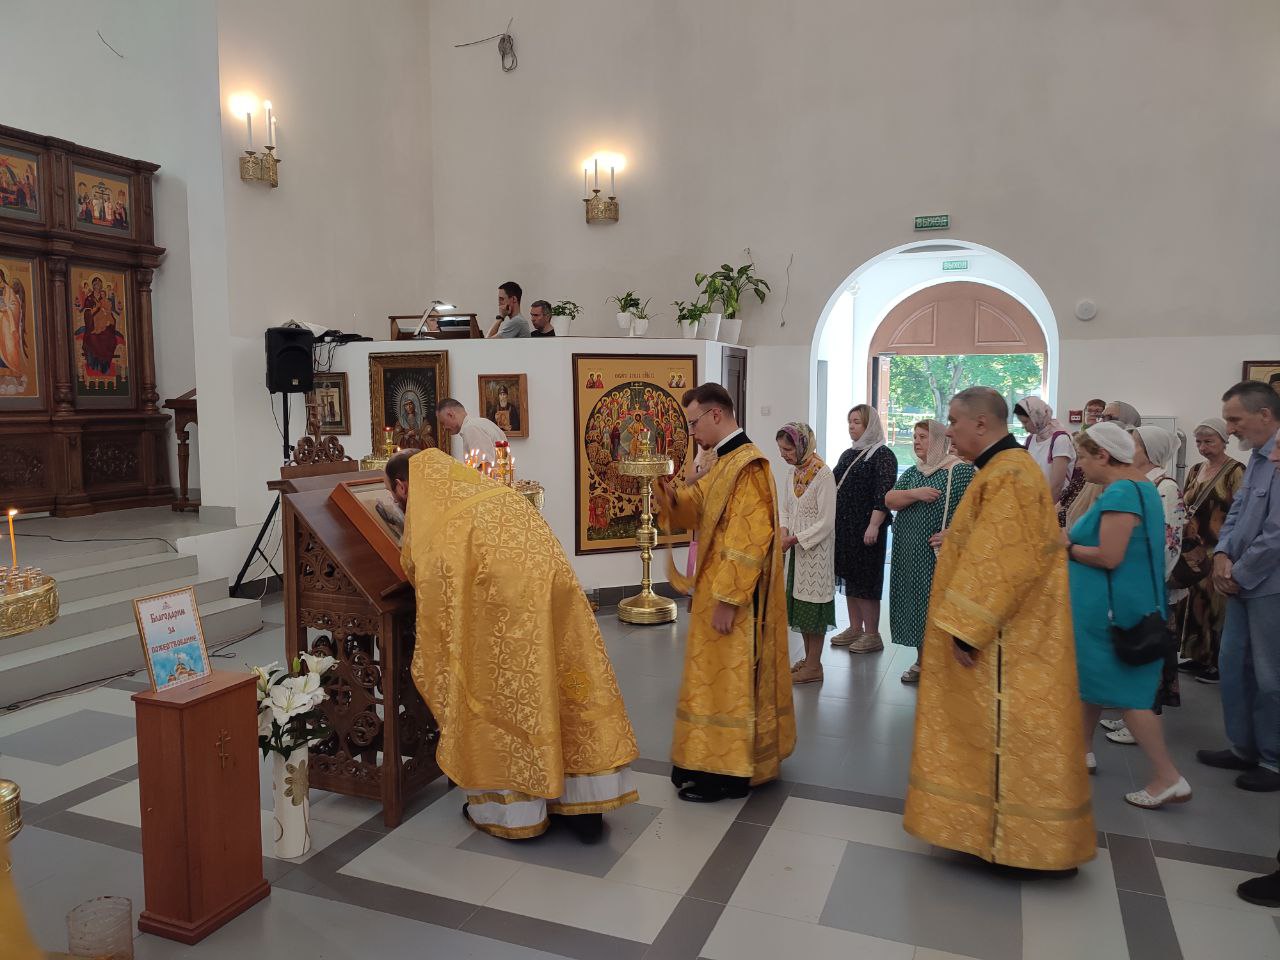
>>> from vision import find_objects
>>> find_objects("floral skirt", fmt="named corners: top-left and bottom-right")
top-left (787, 554), bottom-right (836, 634)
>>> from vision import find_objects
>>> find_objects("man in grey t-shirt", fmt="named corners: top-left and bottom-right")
top-left (489, 281), bottom-right (531, 338)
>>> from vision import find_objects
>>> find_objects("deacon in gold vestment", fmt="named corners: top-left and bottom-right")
top-left (905, 388), bottom-right (1095, 872)
top-left (398, 449), bottom-right (639, 841)
top-left (656, 384), bottom-right (795, 803)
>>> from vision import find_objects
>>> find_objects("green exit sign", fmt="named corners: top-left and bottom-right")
top-left (914, 214), bottom-right (950, 231)
top-left (942, 259), bottom-right (969, 271)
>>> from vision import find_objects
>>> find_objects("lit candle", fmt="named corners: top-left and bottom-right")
top-left (610, 166), bottom-right (615, 196)
top-left (594, 158), bottom-right (599, 191)
top-left (264, 101), bottom-right (274, 147)
top-left (245, 111), bottom-right (253, 151)
top-left (7, 508), bottom-right (16, 571)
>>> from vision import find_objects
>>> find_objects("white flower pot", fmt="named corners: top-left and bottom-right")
top-left (616, 311), bottom-right (634, 332)
top-left (272, 746), bottom-right (312, 859)
top-left (719, 315), bottom-right (742, 344)
top-left (630, 315), bottom-right (649, 337)
top-left (681, 321), bottom-right (698, 340)
top-left (698, 313), bottom-right (722, 341)
top-left (551, 315), bottom-right (572, 336)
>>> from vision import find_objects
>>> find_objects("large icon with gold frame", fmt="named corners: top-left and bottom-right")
top-left (369, 351), bottom-right (450, 453)
top-left (572, 353), bottom-right (696, 555)
top-left (0, 255), bottom-right (42, 410)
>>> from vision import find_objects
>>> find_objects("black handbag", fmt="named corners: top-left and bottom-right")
top-left (1106, 482), bottom-right (1175, 667)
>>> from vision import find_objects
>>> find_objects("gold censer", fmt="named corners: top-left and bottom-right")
top-left (617, 433), bottom-right (677, 625)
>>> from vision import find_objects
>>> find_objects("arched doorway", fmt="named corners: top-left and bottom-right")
top-left (811, 241), bottom-right (1057, 460)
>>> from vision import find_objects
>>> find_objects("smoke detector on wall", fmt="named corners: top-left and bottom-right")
top-left (1075, 299), bottom-right (1098, 321)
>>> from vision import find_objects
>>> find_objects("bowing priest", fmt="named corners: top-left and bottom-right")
top-left (397, 448), bottom-right (639, 842)
top-left (655, 383), bottom-right (795, 803)
top-left (904, 386), bottom-right (1095, 873)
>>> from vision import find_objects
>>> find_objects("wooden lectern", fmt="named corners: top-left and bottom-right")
top-left (282, 476), bottom-right (441, 827)
top-left (132, 672), bottom-right (269, 943)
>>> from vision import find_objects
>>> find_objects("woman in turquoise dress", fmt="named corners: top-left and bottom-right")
top-left (885, 420), bottom-right (974, 683)
top-left (1066, 422), bottom-right (1190, 811)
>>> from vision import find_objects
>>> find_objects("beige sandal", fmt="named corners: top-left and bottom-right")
top-left (792, 664), bottom-right (824, 684)
top-left (900, 664), bottom-right (921, 684)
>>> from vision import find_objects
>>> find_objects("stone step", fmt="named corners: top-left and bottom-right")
top-left (35, 541), bottom-right (172, 575)
top-left (0, 595), bottom-right (263, 708)
top-left (48, 552), bottom-right (201, 603)
top-left (4, 575), bottom-right (228, 654)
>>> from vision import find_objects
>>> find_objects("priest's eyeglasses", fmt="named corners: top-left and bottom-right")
top-left (687, 409), bottom-right (714, 430)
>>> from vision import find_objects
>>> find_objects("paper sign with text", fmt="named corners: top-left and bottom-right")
top-left (133, 587), bottom-right (211, 692)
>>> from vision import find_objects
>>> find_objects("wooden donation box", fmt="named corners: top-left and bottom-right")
top-left (282, 475), bottom-right (440, 827)
top-left (132, 672), bottom-right (269, 943)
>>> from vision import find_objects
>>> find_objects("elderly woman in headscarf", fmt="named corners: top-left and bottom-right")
top-left (1173, 418), bottom-right (1245, 683)
top-left (1065, 400), bottom-right (1144, 529)
top-left (776, 422), bottom-right (837, 684)
top-left (884, 419), bottom-right (975, 683)
top-left (831, 404), bottom-right (899, 654)
top-left (1014, 396), bottom-right (1075, 508)
top-left (1066, 422), bottom-right (1190, 809)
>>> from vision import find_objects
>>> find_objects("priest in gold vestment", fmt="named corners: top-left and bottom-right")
top-left (0, 837), bottom-right (42, 959)
top-left (904, 387), bottom-right (1095, 872)
top-left (656, 383), bottom-right (795, 803)
top-left (399, 449), bottom-right (639, 841)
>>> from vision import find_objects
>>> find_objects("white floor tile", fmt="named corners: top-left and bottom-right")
top-left (728, 826), bottom-right (846, 923)
top-left (702, 905), bottom-right (915, 960)
top-left (1156, 857), bottom-right (1280, 916)
top-left (307, 789), bottom-right (384, 828)
top-left (70, 779), bottom-right (140, 825)
top-left (604, 803), bottom-right (734, 893)
top-left (773, 797), bottom-right (930, 854)
top-left (1167, 897), bottom-right (1280, 960)
top-left (392, 787), bottom-right (477, 848)
top-left (340, 832), bottom-right (521, 904)
top-left (1021, 850), bottom-right (1127, 960)
top-left (486, 863), bottom-right (680, 943)
top-left (7, 739), bottom-right (138, 803)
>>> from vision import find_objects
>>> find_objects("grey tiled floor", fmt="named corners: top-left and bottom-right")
top-left (5, 592), bottom-right (1279, 960)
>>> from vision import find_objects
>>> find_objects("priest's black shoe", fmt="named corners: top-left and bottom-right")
top-left (1196, 748), bottom-right (1256, 771)
top-left (1237, 869), bottom-right (1280, 908)
top-left (563, 812), bottom-right (605, 844)
top-left (1235, 767), bottom-right (1280, 792)
top-left (678, 783), bottom-right (749, 803)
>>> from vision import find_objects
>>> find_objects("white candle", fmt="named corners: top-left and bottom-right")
top-left (245, 112), bottom-right (253, 150)
top-left (583, 167), bottom-right (588, 198)
top-left (610, 166), bottom-right (615, 196)
top-left (594, 159), bottom-right (599, 190)
top-left (265, 101), bottom-right (274, 147)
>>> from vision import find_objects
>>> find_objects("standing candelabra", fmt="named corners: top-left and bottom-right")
top-left (617, 433), bottom-right (676, 625)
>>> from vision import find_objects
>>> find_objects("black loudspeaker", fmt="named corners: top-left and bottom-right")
top-left (264, 327), bottom-right (315, 393)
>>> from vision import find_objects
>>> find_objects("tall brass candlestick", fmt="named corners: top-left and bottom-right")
top-left (617, 434), bottom-right (677, 625)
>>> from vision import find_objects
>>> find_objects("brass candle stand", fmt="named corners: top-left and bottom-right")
top-left (617, 434), bottom-right (676, 625)
top-left (584, 189), bottom-right (619, 223)
top-left (0, 571), bottom-right (59, 640)
top-left (238, 145), bottom-right (281, 187)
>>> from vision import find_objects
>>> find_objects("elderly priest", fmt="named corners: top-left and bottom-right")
top-left (397, 449), bottom-right (639, 842)
top-left (904, 386), bottom-right (1095, 874)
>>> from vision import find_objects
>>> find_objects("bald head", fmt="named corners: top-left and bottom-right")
top-left (947, 387), bottom-right (1010, 461)
top-left (952, 386), bottom-right (1008, 422)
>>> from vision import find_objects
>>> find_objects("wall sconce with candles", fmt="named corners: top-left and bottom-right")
top-left (582, 152), bottom-right (623, 223)
top-left (230, 92), bottom-right (281, 188)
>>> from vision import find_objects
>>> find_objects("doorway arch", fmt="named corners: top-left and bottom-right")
top-left (810, 240), bottom-right (1058, 458)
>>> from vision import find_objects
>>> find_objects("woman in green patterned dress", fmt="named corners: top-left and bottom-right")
top-left (885, 420), bottom-right (975, 683)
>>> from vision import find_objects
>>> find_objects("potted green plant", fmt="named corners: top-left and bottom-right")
top-left (672, 299), bottom-right (710, 340)
top-left (609, 291), bottom-right (651, 337)
top-left (695, 260), bottom-right (770, 344)
top-left (551, 300), bottom-right (581, 336)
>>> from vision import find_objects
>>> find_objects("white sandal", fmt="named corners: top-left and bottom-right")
top-left (1125, 778), bottom-right (1192, 809)
top-left (1099, 718), bottom-right (1126, 732)
top-left (1105, 726), bottom-right (1136, 745)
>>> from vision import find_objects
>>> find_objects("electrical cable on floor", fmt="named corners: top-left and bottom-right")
top-left (15, 533), bottom-right (179, 553)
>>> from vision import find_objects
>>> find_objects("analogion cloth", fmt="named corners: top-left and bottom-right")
top-left (401, 449), bottom-right (638, 839)
top-left (904, 445), bottom-right (1096, 871)
top-left (660, 438), bottom-right (796, 785)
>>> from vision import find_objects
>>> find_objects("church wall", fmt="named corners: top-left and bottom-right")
top-left (427, 0), bottom-right (1279, 429)
top-left (0, 0), bottom-right (228, 502)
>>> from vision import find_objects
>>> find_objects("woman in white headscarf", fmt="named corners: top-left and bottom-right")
top-left (884, 420), bottom-right (975, 682)
top-left (1014, 396), bottom-right (1075, 506)
top-left (1172, 418), bottom-right (1244, 682)
top-left (831, 404), bottom-right (898, 655)
top-left (1065, 422), bottom-right (1190, 809)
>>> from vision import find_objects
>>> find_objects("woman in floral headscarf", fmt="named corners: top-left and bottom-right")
top-left (776, 422), bottom-right (837, 684)
top-left (884, 420), bottom-right (975, 683)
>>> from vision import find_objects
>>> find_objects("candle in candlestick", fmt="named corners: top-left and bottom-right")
top-left (264, 101), bottom-right (274, 147)
top-left (594, 159), bottom-right (599, 190)
top-left (7, 509), bottom-right (16, 571)
top-left (245, 112), bottom-right (253, 151)
top-left (583, 167), bottom-right (588, 198)
top-left (610, 166), bottom-right (615, 196)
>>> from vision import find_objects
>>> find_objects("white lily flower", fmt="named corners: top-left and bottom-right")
top-left (258, 708), bottom-right (274, 738)
top-left (300, 653), bottom-right (336, 677)
top-left (250, 662), bottom-right (281, 703)
top-left (268, 674), bottom-right (322, 726)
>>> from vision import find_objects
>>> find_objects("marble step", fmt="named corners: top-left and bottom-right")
top-left (0, 595), bottom-right (263, 708)
top-left (34, 541), bottom-right (172, 575)
top-left (5, 574), bottom-right (228, 655)
top-left (46, 552), bottom-right (200, 603)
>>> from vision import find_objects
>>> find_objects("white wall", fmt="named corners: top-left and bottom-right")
top-left (0, 0), bottom-right (225, 493)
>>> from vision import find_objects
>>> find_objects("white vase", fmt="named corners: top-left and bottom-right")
top-left (630, 315), bottom-right (649, 337)
top-left (699, 313), bottom-right (722, 341)
top-left (272, 746), bottom-right (312, 859)
top-left (551, 315), bottom-right (572, 336)
top-left (719, 315), bottom-right (742, 344)
top-left (681, 321), bottom-right (698, 340)
top-left (616, 311), bottom-right (634, 333)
